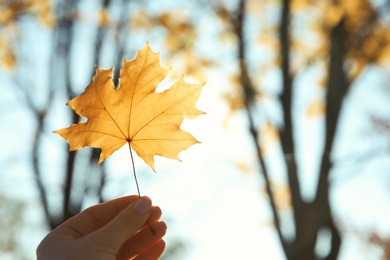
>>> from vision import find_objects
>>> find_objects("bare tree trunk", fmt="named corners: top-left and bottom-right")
top-left (236, 0), bottom-right (345, 258)
top-left (33, 0), bottom-right (133, 229)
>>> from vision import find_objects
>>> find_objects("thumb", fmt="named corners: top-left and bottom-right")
top-left (92, 196), bottom-right (152, 251)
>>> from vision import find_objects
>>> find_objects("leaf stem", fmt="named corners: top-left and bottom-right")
top-left (128, 142), bottom-right (141, 196)
top-left (127, 142), bottom-right (155, 235)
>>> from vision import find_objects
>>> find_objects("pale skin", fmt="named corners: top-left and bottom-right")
top-left (36, 196), bottom-right (167, 260)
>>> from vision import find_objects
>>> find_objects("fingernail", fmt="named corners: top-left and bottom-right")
top-left (133, 197), bottom-right (151, 214)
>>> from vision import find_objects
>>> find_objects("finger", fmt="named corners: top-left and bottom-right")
top-left (56, 195), bottom-right (139, 238)
top-left (55, 196), bottom-right (161, 239)
top-left (91, 196), bottom-right (152, 252)
top-left (117, 221), bottom-right (167, 259)
top-left (133, 239), bottom-right (166, 260)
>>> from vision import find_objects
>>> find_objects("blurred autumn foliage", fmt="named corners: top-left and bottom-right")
top-left (1, 0), bottom-right (390, 259)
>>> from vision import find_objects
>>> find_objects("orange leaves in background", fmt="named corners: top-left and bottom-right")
top-left (259, 123), bottom-right (280, 153)
top-left (0, 0), bottom-right (55, 27)
top-left (0, 41), bottom-right (16, 70)
top-left (97, 8), bottom-right (110, 27)
top-left (287, 0), bottom-right (390, 80)
top-left (0, 0), bottom-right (55, 70)
top-left (261, 180), bottom-right (292, 212)
top-left (55, 44), bottom-right (205, 171)
top-left (306, 100), bottom-right (325, 118)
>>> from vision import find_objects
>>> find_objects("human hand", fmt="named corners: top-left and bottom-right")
top-left (36, 196), bottom-right (167, 260)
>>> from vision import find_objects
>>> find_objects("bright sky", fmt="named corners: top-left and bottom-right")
top-left (1, 1), bottom-right (390, 259)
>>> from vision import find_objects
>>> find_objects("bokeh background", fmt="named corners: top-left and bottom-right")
top-left (1, 0), bottom-right (390, 259)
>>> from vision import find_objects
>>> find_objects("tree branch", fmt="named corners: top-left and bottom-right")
top-left (314, 18), bottom-right (348, 259)
top-left (235, 0), bottom-right (286, 252)
top-left (54, 0), bottom-right (79, 223)
top-left (277, 0), bottom-right (306, 248)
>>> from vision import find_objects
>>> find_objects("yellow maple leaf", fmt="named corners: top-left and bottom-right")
top-left (55, 44), bottom-right (205, 171)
